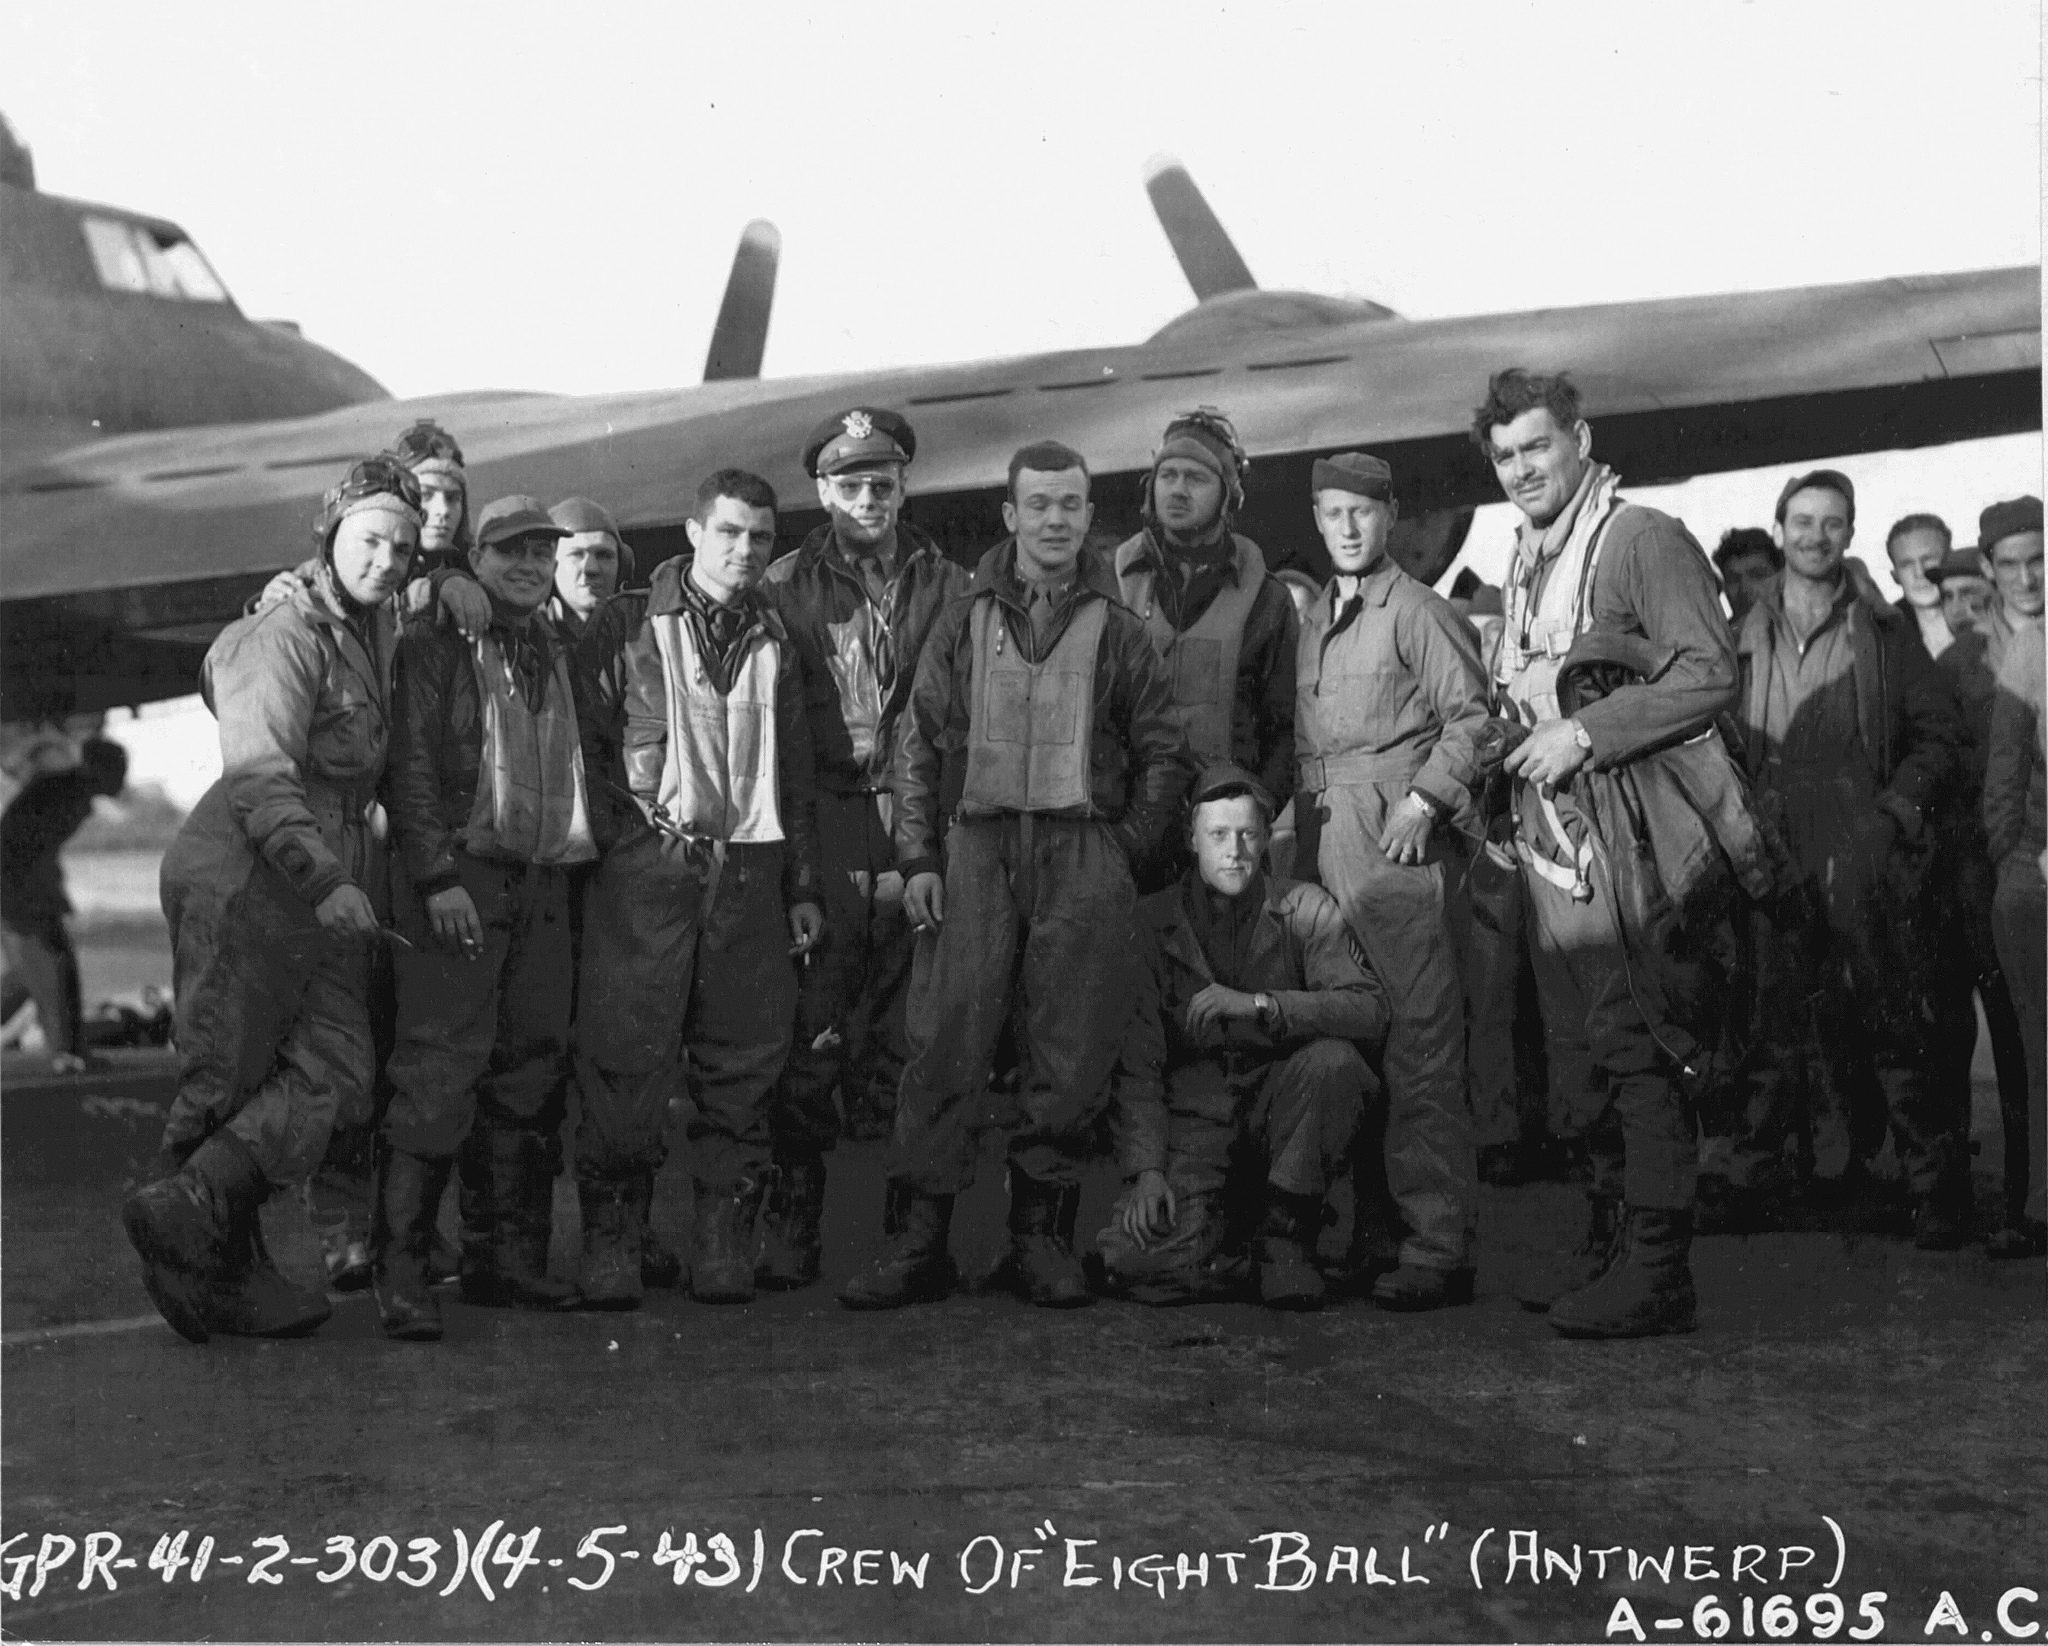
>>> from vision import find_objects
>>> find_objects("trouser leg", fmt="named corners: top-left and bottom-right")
top-left (382, 858), bottom-right (521, 1162)
top-left (158, 868), bottom-right (325, 1166)
top-left (682, 844), bottom-right (797, 1190)
top-left (1005, 819), bottom-right (1137, 1189)
top-left (571, 830), bottom-right (701, 1181)
top-left (1322, 815), bottom-right (1474, 1269)
top-left (473, 864), bottom-right (574, 1145)
top-left (1463, 848), bottom-right (1525, 1149)
top-left (1730, 892), bottom-right (1822, 1186)
top-left (1521, 833), bottom-right (1695, 1212)
top-left (220, 933), bottom-right (373, 1189)
top-left (0, 920), bottom-right (83, 1057)
top-left (888, 819), bottom-right (1024, 1195)
top-left (1839, 880), bottom-right (1951, 1202)
top-left (769, 792), bottom-right (880, 1154)
top-left (1992, 855), bottom-right (2047, 1223)
top-left (1255, 1037), bottom-right (1374, 1199)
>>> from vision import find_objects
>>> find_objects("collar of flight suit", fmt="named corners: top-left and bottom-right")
top-left (1154, 869), bottom-right (1290, 989)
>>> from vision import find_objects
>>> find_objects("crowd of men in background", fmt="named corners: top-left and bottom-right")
top-left (102, 369), bottom-right (2047, 1354)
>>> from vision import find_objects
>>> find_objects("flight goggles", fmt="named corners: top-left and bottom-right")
top-left (315, 456), bottom-right (425, 541)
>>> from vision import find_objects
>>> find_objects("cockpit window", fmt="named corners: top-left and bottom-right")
top-left (79, 216), bottom-right (230, 302)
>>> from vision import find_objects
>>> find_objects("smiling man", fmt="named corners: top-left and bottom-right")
top-left (375, 495), bottom-right (599, 1339)
top-left (1111, 409), bottom-right (1298, 886)
top-left (1295, 451), bottom-right (1489, 1310)
top-left (755, 408), bottom-right (968, 1290)
top-left (839, 441), bottom-right (1194, 1311)
top-left (1480, 368), bottom-right (1740, 1339)
top-left (1096, 763), bottom-right (1385, 1310)
top-left (570, 470), bottom-right (823, 1309)
top-left (1729, 470), bottom-right (1963, 1246)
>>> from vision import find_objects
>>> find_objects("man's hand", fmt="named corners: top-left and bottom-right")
top-left (1183, 983), bottom-right (1261, 1040)
top-left (313, 884), bottom-right (380, 937)
top-left (904, 871), bottom-right (945, 933)
top-left (1503, 716), bottom-right (1592, 791)
top-left (255, 568), bottom-right (300, 613)
top-left (871, 869), bottom-right (906, 909)
top-left (1379, 794), bottom-right (1435, 866)
top-left (1120, 1169), bottom-right (1176, 1250)
top-left (426, 886), bottom-right (484, 955)
top-left (438, 574), bottom-right (492, 640)
top-left (788, 901), bottom-right (825, 956)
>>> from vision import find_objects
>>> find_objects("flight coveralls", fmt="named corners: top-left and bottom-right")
top-left (380, 611), bottom-right (595, 1165)
top-left (1731, 584), bottom-right (1963, 1206)
top-left (1098, 872), bottom-right (1387, 1300)
top-left (157, 573), bottom-right (394, 1186)
top-left (571, 561), bottom-right (820, 1194)
top-left (1111, 528), bottom-right (1298, 883)
top-left (1296, 554), bottom-right (1488, 1273)
top-left (888, 540), bottom-right (1194, 1196)
top-left (762, 521), bottom-right (967, 1145)
top-left (1497, 470), bottom-right (1737, 1216)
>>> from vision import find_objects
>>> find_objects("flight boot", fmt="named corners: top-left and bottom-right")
top-left (1549, 1207), bottom-right (1698, 1339)
top-left (1253, 1188), bottom-right (1327, 1311)
top-left (991, 1170), bottom-right (1092, 1309)
top-left (122, 1130), bottom-right (269, 1344)
top-left (690, 1173), bottom-right (767, 1304)
top-left (635, 1173), bottom-right (684, 1290)
top-left (1372, 1261), bottom-right (1476, 1312)
top-left (1515, 1192), bottom-right (1622, 1312)
top-left (373, 1147), bottom-right (453, 1342)
top-left (577, 1175), bottom-right (642, 1311)
top-left (838, 1182), bottom-right (957, 1310)
top-left (756, 1151), bottom-right (827, 1292)
top-left (467, 1129), bottom-right (581, 1311)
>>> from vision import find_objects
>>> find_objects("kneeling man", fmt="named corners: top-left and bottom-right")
top-left (1098, 764), bottom-right (1387, 1309)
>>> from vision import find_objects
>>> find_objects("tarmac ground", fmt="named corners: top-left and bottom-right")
top-left (1, 1041), bottom-right (2043, 1644)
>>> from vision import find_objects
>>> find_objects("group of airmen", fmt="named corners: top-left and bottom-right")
top-left (116, 366), bottom-right (2047, 1351)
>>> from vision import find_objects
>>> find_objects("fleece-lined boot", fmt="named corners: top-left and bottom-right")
top-left (122, 1131), bottom-right (269, 1344)
top-left (373, 1147), bottom-right (453, 1341)
top-left (756, 1152), bottom-right (827, 1292)
top-left (690, 1173), bottom-right (767, 1304)
top-left (838, 1182), bottom-right (957, 1310)
top-left (1549, 1207), bottom-right (1698, 1339)
top-left (578, 1176), bottom-right (642, 1311)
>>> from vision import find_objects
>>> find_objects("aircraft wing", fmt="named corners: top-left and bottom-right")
top-left (2, 263), bottom-right (2037, 714)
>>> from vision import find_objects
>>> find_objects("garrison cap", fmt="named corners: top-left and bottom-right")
top-left (1926, 546), bottom-right (1991, 585)
top-left (1311, 451), bottom-right (1393, 500)
top-left (1188, 759), bottom-right (1277, 824)
top-left (1979, 495), bottom-right (2043, 550)
top-left (474, 494), bottom-right (570, 549)
top-left (1775, 468), bottom-right (1856, 526)
top-left (803, 407), bottom-right (916, 477)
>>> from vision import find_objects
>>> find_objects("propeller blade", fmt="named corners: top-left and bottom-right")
top-left (1143, 154), bottom-right (1256, 301)
top-left (702, 219), bottom-right (781, 382)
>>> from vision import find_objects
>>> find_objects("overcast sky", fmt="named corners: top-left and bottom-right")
top-left (2, 0), bottom-right (2040, 804)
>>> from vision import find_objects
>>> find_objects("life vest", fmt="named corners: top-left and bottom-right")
top-left (648, 611), bottom-right (783, 843)
top-left (1499, 470), bottom-right (1625, 724)
top-left (460, 628), bottom-right (597, 866)
top-left (1114, 532), bottom-right (1264, 762)
top-left (962, 593), bottom-right (1109, 813)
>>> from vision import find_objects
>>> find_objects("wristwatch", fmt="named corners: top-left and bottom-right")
top-left (1570, 718), bottom-right (1593, 752)
top-left (1405, 789), bottom-right (1441, 821)
top-left (1253, 992), bottom-right (1279, 1025)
